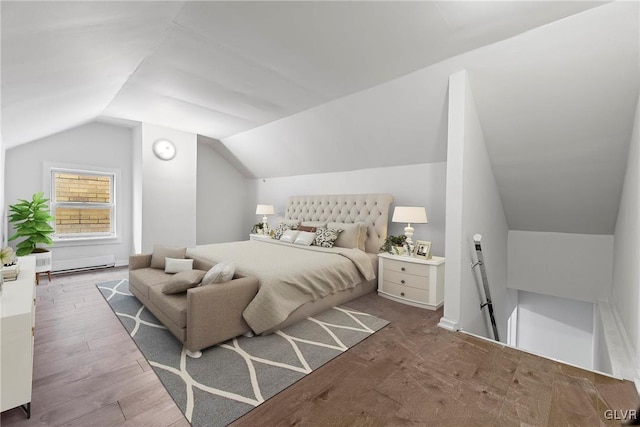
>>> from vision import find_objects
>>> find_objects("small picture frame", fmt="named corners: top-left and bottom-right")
top-left (413, 240), bottom-right (432, 260)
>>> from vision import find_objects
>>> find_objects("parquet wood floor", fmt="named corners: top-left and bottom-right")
top-left (1, 267), bottom-right (637, 426)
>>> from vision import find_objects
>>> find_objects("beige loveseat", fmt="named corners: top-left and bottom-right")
top-left (128, 252), bottom-right (259, 357)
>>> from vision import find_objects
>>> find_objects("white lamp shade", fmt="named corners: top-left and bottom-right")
top-left (255, 204), bottom-right (275, 215)
top-left (392, 206), bottom-right (428, 224)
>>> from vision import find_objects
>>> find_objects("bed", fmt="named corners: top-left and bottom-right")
top-left (186, 193), bottom-right (393, 334)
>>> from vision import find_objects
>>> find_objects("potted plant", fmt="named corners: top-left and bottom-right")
top-left (380, 234), bottom-right (408, 255)
top-left (8, 192), bottom-right (55, 273)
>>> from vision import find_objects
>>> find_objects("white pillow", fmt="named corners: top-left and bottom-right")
top-left (202, 261), bottom-right (236, 285)
top-left (165, 258), bottom-right (193, 274)
top-left (279, 229), bottom-right (300, 243)
top-left (294, 231), bottom-right (316, 246)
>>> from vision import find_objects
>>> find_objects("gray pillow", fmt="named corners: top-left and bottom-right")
top-left (329, 222), bottom-right (365, 250)
top-left (202, 261), bottom-right (236, 285)
top-left (161, 269), bottom-right (206, 294)
top-left (150, 244), bottom-right (186, 269)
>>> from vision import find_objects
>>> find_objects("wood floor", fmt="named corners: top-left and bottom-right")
top-left (1, 268), bottom-right (638, 426)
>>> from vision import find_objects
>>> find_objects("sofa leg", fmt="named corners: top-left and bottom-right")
top-left (242, 331), bottom-right (255, 338)
top-left (186, 349), bottom-right (202, 359)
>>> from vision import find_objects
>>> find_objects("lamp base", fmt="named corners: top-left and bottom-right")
top-left (404, 225), bottom-right (414, 246)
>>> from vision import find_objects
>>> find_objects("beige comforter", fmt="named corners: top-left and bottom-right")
top-left (186, 240), bottom-right (375, 334)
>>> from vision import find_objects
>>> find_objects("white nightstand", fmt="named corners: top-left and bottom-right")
top-left (377, 253), bottom-right (445, 310)
top-left (249, 233), bottom-right (273, 241)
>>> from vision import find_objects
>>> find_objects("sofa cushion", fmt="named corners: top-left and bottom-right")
top-left (129, 268), bottom-right (172, 299)
top-left (149, 286), bottom-right (187, 328)
top-left (150, 244), bottom-right (186, 269)
top-left (162, 269), bottom-right (206, 294)
top-left (165, 258), bottom-right (193, 274)
top-left (202, 262), bottom-right (235, 286)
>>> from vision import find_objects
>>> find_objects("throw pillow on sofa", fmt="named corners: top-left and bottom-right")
top-left (162, 270), bottom-right (206, 294)
top-left (202, 261), bottom-right (235, 285)
top-left (150, 244), bottom-right (187, 269)
top-left (165, 258), bottom-right (194, 274)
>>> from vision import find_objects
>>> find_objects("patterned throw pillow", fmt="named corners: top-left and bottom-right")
top-left (314, 228), bottom-right (343, 248)
top-left (274, 222), bottom-right (297, 240)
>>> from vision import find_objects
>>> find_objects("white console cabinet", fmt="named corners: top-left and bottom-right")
top-left (1, 255), bottom-right (36, 418)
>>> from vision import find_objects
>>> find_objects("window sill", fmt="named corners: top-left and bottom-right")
top-left (51, 236), bottom-right (121, 247)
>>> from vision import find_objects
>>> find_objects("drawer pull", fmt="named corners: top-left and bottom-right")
top-left (401, 280), bottom-right (405, 284)
top-left (401, 292), bottom-right (405, 297)
top-left (401, 267), bottom-right (405, 271)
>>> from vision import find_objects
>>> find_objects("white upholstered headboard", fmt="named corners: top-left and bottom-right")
top-left (284, 193), bottom-right (394, 253)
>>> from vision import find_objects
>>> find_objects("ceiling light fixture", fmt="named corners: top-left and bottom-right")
top-left (152, 139), bottom-right (176, 160)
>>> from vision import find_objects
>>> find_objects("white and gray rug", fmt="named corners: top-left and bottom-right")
top-left (97, 279), bottom-right (389, 426)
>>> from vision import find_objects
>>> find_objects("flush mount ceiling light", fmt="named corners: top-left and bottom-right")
top-left (152, 139), bottom-right (176, 160)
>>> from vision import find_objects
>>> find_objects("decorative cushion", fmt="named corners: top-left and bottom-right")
top-left (150, 244), bottom-right (186, 269)
top-left (274, 222), bottom-right (297, 240)
top-left (294, 231), bottom-right (316, 246)
top-left (279, 229), bottom-right (300, 243)
top-left (161, 269), bottom-right (206, 294)
top-left (165, 258), bottom-right (193, 274)
top-left (314, 228), bottom-right (343, 248)
top-left (329, 222), bottom-right (367, 251)
top-left (297, 225), bottom-right (317, 233)
top-left (202, 261), bottom-right (235, 285)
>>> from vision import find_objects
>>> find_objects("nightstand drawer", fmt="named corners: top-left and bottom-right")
top-left (383, 270), bottom-right (429, 290)
top-left (383, 258), bottom-right (429, 277)
top-left (381, 281), bottom-right (429, 304)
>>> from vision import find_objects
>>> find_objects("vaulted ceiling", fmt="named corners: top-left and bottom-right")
top-left (2, 1), bottom-right (639, 234)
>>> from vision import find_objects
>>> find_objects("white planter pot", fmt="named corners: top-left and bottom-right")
top-left (34, 250), bottom-right (52, 273)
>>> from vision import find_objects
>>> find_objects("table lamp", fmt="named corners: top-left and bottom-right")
top-left (392, 206), bottom-right (428, 245)
top-left (255, 204), bottom-right (275, 231)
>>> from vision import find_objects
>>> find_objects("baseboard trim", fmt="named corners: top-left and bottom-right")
top-left (598, 299), bottom-right (640, 387)
top-left (437, 317), bottom-right (460, 331)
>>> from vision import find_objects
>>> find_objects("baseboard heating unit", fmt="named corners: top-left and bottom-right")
top-left (52, 254), bottom-right (116, 273)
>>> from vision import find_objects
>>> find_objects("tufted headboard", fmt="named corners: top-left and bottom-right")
top-left (284, 193), bottom-right (394, 254)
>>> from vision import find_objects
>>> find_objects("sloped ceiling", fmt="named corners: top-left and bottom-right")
top-left (2, 1), bottom-right (638, 235)
top-left (3, 1), bottom-right (605, 150)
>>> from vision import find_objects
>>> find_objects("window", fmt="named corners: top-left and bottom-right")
top-left (50, 168), bottom-right (116, 240)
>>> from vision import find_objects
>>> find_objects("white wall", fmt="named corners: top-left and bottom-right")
top-left (131, 125), bottom-right (143, 254)
top-left (249, 162), bottom-right (446, 255)
top-left (139, 124), bottom-right (197, 252)
top-left (517, 290), bottom-right (594, 370)
top-left (508, 230), bottom-right (614, 303)
top-left (5, 122), bottom-right (134, 267)
top-left (611, 91), bottom-right (640, 374)
top-left (1, 136), bottom-right (5, 246)
top-left (593, 305), bottom-right (613, 375)
top-left (440, 70), bottom-right (509, 341)
top-left (196, 139), bottom-right (249, 244)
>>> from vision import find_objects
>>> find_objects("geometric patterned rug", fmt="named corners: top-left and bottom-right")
top-left (97, 279), bottom-right (389, 426)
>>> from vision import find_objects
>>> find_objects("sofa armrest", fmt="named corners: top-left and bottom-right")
top-left (185, 276), bottom-right (259, 352)
top-left (129, 254), bottom-right (152, 270)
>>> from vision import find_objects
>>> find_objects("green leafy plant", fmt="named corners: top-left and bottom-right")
top-left (379, 234), bottom-right (407, 253)
top-left (8, 192), bottom-right (56, 256)
top-left (251, 222), bottom-right (265, 233)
